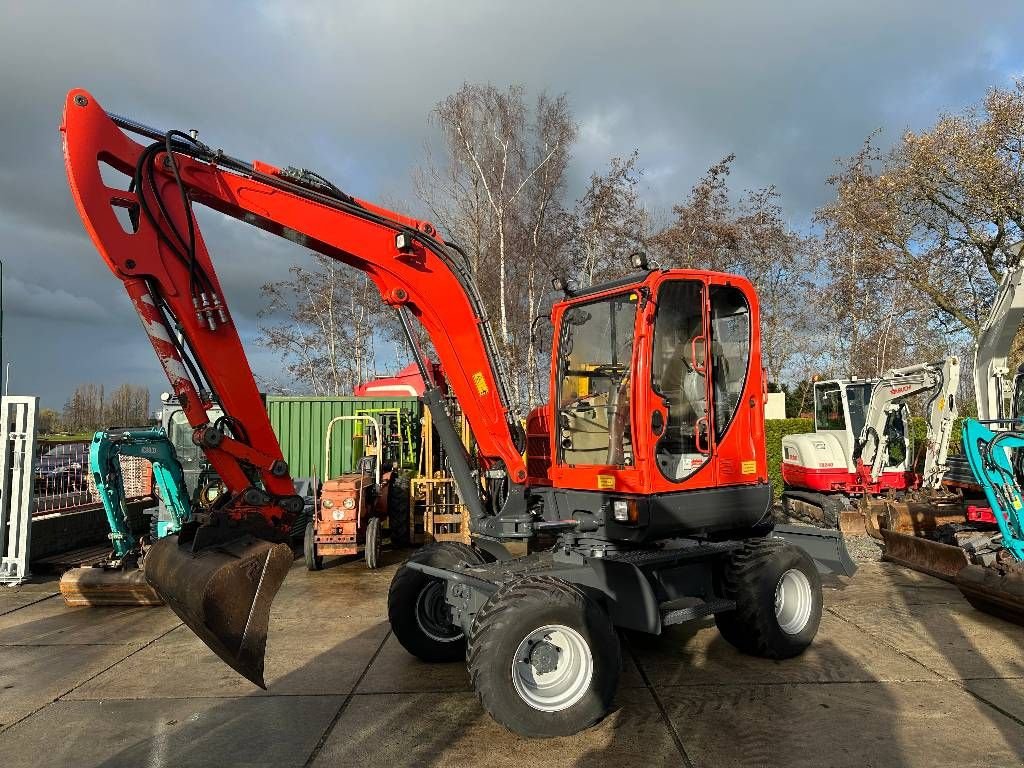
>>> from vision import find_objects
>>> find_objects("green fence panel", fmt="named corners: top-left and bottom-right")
top-left (266, 396), bottom-right (422, 482)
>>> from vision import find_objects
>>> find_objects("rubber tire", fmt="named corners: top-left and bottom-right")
top-left (466, 575), bottom-right (621, 738)
top-left (388, 542), bottom-right (490, 662)
top-left (365, 517), bottom-right (381, 569)
top-left (304, 521), bottom-right (323, 571)
top-left (387, 471), bottom-right (412, 547)
top-left (715, 538), bottom-right (822, 659)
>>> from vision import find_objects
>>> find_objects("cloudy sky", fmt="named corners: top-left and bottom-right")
top-left (2, 1), bottom-right (1022, 410)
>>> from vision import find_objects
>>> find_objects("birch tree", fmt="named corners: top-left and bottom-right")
top-left (258, 255), bottom-right (381, 395)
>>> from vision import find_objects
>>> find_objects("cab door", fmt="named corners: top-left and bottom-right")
top-left (646, 278), bottom-right (716, 490)
top-left (549, 290), bottom-right (644, 493)
top-left (645, 274), bottom-right (759, 492)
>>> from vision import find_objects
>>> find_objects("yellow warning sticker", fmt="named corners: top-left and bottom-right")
top-left (1014, 498), bottom-right (1022, 510)
top-left (472, 372), bottom-right (489, 396)
top-left (597, 474), bottom-right (615, 490)
top-left (741, 460), bottom-right (757, 475)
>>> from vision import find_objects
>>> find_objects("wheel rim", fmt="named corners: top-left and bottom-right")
top-left (511, 624), bottom-right (593, 712)
top-left (414, 580), bottom-right (462, 643)
top-left (775, 568), bottom-right (813, 634)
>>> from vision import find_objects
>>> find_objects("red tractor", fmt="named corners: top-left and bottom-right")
top-left (305, 415), bottom-right (389, 570)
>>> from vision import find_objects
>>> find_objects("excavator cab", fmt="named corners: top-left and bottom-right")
top-left (542, 272), bottom-right (768, 516)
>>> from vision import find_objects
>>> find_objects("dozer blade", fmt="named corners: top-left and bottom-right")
top-left (880, 528), bottom-right (969, 582)
top-left (144, 534), bottom-right (293, 689)
top-left (955, 564), bottom-right (1024, 626)
top-left (60, 566), bottom-right (163, 607)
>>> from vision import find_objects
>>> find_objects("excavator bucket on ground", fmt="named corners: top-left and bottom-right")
top-left (144, 534), bottom-right (293, 688)
top-left (60, 566), bottom-right (162, 606)
top-left (880, 528), bottom-right (969, 581)
top-left (955, 563), bottom-right (1024, 625)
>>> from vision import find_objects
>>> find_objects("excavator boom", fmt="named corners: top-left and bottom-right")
top-left (62, 90), bottom-right (527, 685)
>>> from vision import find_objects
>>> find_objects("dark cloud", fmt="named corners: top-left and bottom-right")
top-left (1, 1), bottom-right (1022, 407)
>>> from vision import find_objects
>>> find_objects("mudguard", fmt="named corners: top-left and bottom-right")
top-left (773, 523), bottom-right (858, 577)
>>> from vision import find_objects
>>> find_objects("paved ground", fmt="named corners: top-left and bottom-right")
top-left (2, 540), bottom-right (1024, 767)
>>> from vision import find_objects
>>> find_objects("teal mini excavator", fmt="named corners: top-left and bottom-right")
top-left (59, 427), bottom-right (192, 606)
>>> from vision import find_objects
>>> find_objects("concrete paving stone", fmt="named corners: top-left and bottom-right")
top-left (272, 561), bottom-right (396, 619)
top-left (0, 643), bottom-right (144, 730)
top-left (828, 598), bottom-right (1024, 681)
top-left (0, 590), bottom-right (58, 616)
top-left (0, 597), bottom-right (181, 645)
top-left (357, 633), bottom-right (646, 694)
top-left (630, 613), bottom-right (937, 687)
top-left (0, 695), bottom-right (343, 768)
top-left (966, 678), bottom-right (1024, 725)
top-left (312, 687), bottom-right (683, 768)
top-left (67, 616), bottom-right (390, 699)
top-left (660, 681), bottom-right (1024, 768)
top-left (825, 563), bottom-right (964, 608)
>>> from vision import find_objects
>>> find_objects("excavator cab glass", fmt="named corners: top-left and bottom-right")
top-left (814, 383), bottom-right (846, 430)
top-left (556, 293), bottom-right (637, 466)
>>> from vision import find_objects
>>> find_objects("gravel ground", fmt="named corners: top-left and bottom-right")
top-left (841, 533), bottom-right (884, 563)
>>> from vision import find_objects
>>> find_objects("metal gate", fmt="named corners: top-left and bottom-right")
top-left (0, 396), bottom-right (38, 584)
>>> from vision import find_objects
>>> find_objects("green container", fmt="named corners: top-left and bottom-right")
top-left (266, 396), bottom-right (421, 481)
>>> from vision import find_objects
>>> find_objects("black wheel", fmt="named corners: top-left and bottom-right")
top-left (388, 542), bottom-right (490, 662)
top-left (466, 575), bottom-right (621, 738)
top-left (304, 521), bottom-right (323, 571)
top-left (715, 538), bottom-right (822, 659)
top-left (387, 470), bottom-right (412, 547)
top-left (365, 517), bottom-right (382, 569)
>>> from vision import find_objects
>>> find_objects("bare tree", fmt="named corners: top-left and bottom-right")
top-left (259, 255), bottom-right (383, 396)
top-left (651, 156), bottom-right (816, 385)
top-left (572, 151), bottom-right (648, 287)
top-left (105, 384), bottom-right (150, 427)
top-left (817, 80), bottom-right (1024, 347)
top-left (417, 83), bottom-right (576, 407)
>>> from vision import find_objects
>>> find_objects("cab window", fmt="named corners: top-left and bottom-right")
top-left (651, 280), bottom-right (709, 481)
top-left (709, 285), bottom-right (751, 441)
top-left (814, 384), bottom-right (846, 430)
top-left (556, 293), bottom-right (637, 466)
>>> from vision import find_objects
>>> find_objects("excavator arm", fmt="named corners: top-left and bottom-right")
top-left (61, 89), bottom-right (527, 685)
top-left (854, 356), bottom-right (960, 489)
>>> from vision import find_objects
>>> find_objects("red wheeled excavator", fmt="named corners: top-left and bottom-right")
top-left (62, 89), bottom-right (854, 737)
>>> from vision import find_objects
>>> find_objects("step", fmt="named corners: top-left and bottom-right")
top-left (660, 598), bottom-right (735, 626)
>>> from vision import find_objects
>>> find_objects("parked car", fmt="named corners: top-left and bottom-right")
top-left (34, 442), bottom-right (90, 495)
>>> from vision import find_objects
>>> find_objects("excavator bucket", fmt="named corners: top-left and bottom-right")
top-left (880, 528), bottom-right (969, 581)
top-left (144, 534), bottom-right (293, 688)
top-left (956, 564), bottom-right (1024, 626)
top-left (60, 566), bottom-right (162, 607)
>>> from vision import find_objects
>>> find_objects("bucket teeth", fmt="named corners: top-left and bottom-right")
top-left (144, 534), bottom-right (293, 688)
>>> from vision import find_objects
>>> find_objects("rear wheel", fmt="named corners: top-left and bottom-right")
top-left (388, 542), bottom-right (490, 662)
top-left (387, 471), bottom-right (412, 547)
top-left (365, 517), bottom-right (381, 569)
top-left (715, 538), bottom-right (822, 658)
top-left (304, 521), bottom-right (323, 571)
top-left (466, 575), bottom-right (620, 738)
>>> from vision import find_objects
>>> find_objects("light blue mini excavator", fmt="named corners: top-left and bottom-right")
top-left (59, 427), bottom-right (193, 606)
top-left (955, 419), bottom-right (1024, 623)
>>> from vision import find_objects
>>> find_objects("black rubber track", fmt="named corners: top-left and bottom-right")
top-left (466, 575), bottom-right (620, 738)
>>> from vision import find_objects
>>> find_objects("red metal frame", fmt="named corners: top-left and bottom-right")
top-left (62, 89), bottom-right (525, 536)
